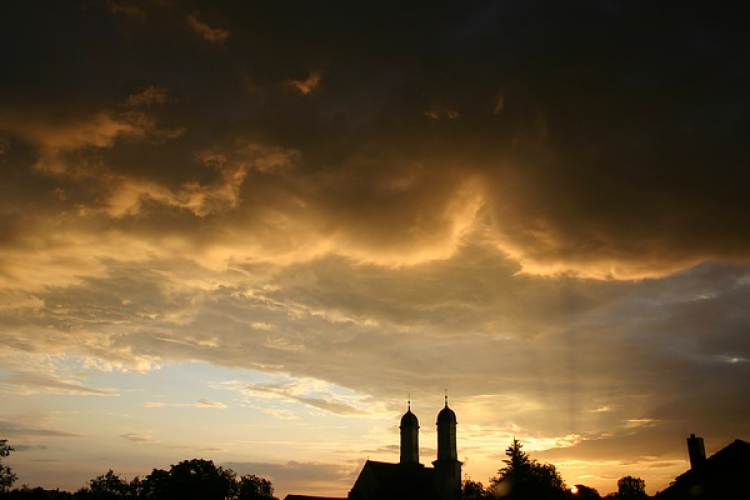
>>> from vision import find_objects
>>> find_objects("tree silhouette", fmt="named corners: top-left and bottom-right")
top-left (3, 485), bottom-right (72, 500)
top-left (462, 479), bottom-right (489, 500)
top-left (616, 476), bottom-right (646, 500)
top-left (85, 470), bottom-right (130, 499)
top-left (573, 484), bottom-right (602, 499)
top-left (143, 459), bottom-right (236, 500)
top-left (0, 458), bottom-right (277, 500)
top-left (1, 439), bottom-right (17, 493)
top-left (140, 468), bottom-right (171, 500)
top-left (235, 475), bottom-right (274, 500)
top-left (490, 438), bottom-right (566, 500)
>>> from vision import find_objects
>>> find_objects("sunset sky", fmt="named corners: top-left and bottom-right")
top-left (2, 1), bottom-right (750, 497)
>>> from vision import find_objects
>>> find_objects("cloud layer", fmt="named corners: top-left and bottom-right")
top-left (1, 0), bottom-right (749, 496)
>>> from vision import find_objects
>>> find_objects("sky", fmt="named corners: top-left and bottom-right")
top-left (1, 0), bottom-right (749, 497)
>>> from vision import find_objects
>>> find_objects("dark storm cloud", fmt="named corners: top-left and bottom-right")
top-left (2, 1), bottom-right (748, 278)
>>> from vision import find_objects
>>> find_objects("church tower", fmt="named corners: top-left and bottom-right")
top-left (433, 396), bottom-right (462, 500)
top-left (400, 401), bottom-right (420, 465)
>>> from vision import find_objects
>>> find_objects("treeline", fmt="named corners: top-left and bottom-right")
top-left (462, 439), bottom-right (649, 500)
top-left (0, 458), bottom-right (276, 500)
top-left (2, 438), bottom-right (652, 500)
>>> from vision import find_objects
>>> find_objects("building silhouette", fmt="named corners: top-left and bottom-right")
top-left (654, 434), bottom-right (750, 500)
top-left (285, 398), bottom-right (462, 500)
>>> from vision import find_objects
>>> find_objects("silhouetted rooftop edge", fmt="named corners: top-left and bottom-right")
top-left (284, 495), bottom-right (345, 500)
top-left (655, 438), bottom-right (750, 500)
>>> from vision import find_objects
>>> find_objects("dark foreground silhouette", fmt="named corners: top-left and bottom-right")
top-left (3, 435), bottom-right (749, 500)
top-left (461, 439), bottom-right (646, 500)
top-left (0, 458), bottom-right (276, 500)
top-left (653, 437), bottom-right (750, 500)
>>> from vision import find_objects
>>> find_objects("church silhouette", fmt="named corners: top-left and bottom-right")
top-left (285, 398), bottom-right (462, 500)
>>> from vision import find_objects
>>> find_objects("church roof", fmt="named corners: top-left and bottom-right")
top-left (348, 460), bottom-right (440, 500)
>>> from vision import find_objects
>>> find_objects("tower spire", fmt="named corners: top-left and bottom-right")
top-left (400, 396), bottom-right (420, 464)
top-left (434, 395), bottom-right (461, 500)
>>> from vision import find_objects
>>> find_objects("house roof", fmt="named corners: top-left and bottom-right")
top-left (655, 439), bottom-right (750, 500)
top-left (284, 495), bottom-right (345, 500)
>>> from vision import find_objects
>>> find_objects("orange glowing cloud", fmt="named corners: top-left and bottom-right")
top-left (187, 13), bottom-right (230, 44)
top-left (285, 71), bottom-right (323, 95)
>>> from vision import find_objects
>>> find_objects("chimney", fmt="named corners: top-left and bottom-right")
top-left (687, 434), bottom-right (706, 469)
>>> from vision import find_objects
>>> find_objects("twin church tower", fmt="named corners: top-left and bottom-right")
top-left (287, 398), bottom-right (462, 500)
top-left (346, 398), bottom-right (462, 500)
top-left (400, 398), bottom-right (462, 500)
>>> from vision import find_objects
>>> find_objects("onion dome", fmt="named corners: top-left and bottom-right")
top-left (437, 403), bottom-right (457, 425)
top-left (401, 408), bottom-right (419, 427)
